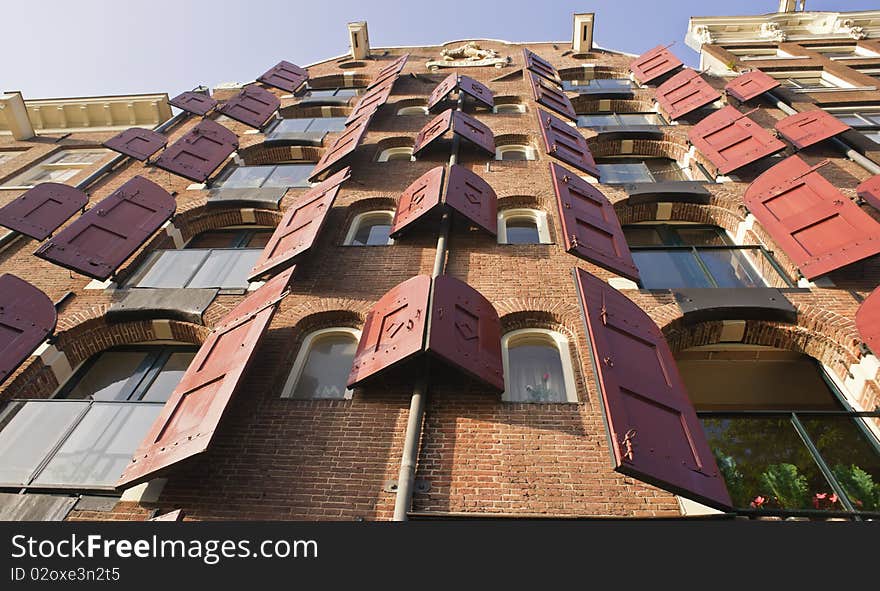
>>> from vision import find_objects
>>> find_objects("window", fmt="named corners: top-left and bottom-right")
top-left (127, 227), bottom-right (273, 289)
top-left (0, 152), bottom-right (22, 166)
top-left (769, 71), bottom-right (858, 92)
top-left (498, 209), bottom-right (551, 244)
top-left (492, 103), bottom-right (526, 114)
top-left (281, 328), bottom-right (360, 399)
top-left (501, 330), bottom-right (578, 403)
top-left (624, 223), bottom-right (789, 289)
top-left (812, 45), bottom-right (878, 60)
top-left (595, 157), bottom-right (697, 184)
top-left (214, 163), bottom-right (313, 189)
top-left (397, 106), bottom-right (428, 116)
top-left (577, 113), bottom-right (663, 129)
top-left (726, 47), bottom-right (793, 60)
top-left (831, 110), bottom-right (880, 143)
top-left (495, 144), bottom-right (536, 161)
top-left (299, 87), bottom-right (363, 104)
top-left (344, 211), bottom-right (394, 246)
top-left (1, 149), bottom-right (109, 188)
top-left (562, 78), bottom-right (632, 92)
top-left (377, 147), bottom-right (414, 162)
top-left (0, 346), bottom-right (196, 489)
top-left (269, 117), bottom-right (347, 135)
top-left (678, 345), bottom-right (880, 517)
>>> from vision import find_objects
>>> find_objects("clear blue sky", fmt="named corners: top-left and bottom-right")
top-left (4, 0), bottom-right (876, 99)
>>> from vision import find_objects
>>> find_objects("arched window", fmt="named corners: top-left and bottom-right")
top-left (495, 144), bottom-right (536, 161)
top-left (498, 209), bottom-right (551, 245)
top-left (397, 106), bottom-right (429, 116)
top-left (281, 328), bottom-right (360, 399)
top-left (493, 103), bottom-right (526, 114)
top-left (501, 329), bottom-right (578, 403)
top-left (377, 147), bottom-right (415, 162)
top-left (344, 211), bottom-right (395, 246)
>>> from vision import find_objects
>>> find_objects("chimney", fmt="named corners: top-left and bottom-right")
top-left (348, 21), bottom-right (370, 60)
top-left (0, 91), bottom-right (35, 140)
top-left (572, 13), bottom-right (595, 53)
top-left (778, 0), bottom-right (806, 12)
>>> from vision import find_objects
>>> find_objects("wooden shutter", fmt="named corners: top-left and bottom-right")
top-left (216, 85), bottom-right (280, 129)
top-left (688, 105), bottom-right (786, 175)
top-left (368, 54), bottom-right (409, 90)
top-left (0, 274), bottom-right (56, 386)
top-left (103, 127), bottom-right (167, 161)
top-left (309, 114), bottom-right (371, 181)
top-left (630, 45), bottom-right (683, 85)
top-left (0, 183), bottom-right (88, 241)
top-left (428, 74), bottom-right (494, 112)
top-left (536, 109), bottom-right (600, 178)
top-left (725, 70), bottom-right (780, 103)
top-left (775, 109), bottom-right (851, 150)
top-left (413, 110), bottom-right (495, 156)
top-left (653, 70), bottom-right (720, 120)
top-left (528, 73), bottom-right (577, 120)
top-left (154, 118), bottom-right (239, 183)
top-left (168, 91), bottom-right (217, 116)
top-left (346, 80), bottom-right (395, 124)
top-left (445, 164), bottom-right (498, 236)
top-left (857, 286), bottom-right (880, 355)
top-left (857, 174), bottom-right (880, 212)
top-left (390, 167), bottom-right (445, 237)
top-left (522, 48), bottom-right (561, 84)
top-left (258, 60), bottom-right (309, 93)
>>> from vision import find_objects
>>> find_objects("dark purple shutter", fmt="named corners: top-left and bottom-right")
top-left (688, 105), bottom-right (786, 175)
top-left (744, 155), bottom-right (880, 279)
top-left (427, 275), bottom-right (503, 392)
top-left (522, 48), bottom-right (560, 84)
top-left (630, 45), bottom-right (683, 85)
top-left (154, 118), bottom-right (239, 183)
top-left (550, 163), bottom-right (640, 281)
top-left (390, 166), bottom-right (445, 237)
top-left (653, 70), bottom-right (720, 121)
top-left (345, 79), bottom-right (395, 125)
top-left (248, 167), bottom-right (350, 281)
top-left (536, 109), bottom-right (600, 178)
top-left (168, 91), bottom-right (218, 116)
top-left (0, 183), bottom-right (88, 241)
top-left (368, 54), bottom-right (409, 89)
top-left (0, 274), bottom-right (57, 386)
top-left (34, 176), bottom-right (175, 280)
top-left (445, 164), bottom-right (498, 236)
top-left (857, 286), bottom-right (880, 355)
top-left (725, 70), bottom-right (780, 102)
top-left (574, 268), bottom-right (732, 510)
top-left (308, 114), bottom-right (371, 181)
top-left (427, 74), bottom-right (494, 111)
top-left (775, 109), bottom-right (851, 150)
top-left (450, 111), bottom-right (495, 155)
top-left (257, 60), bottom-right (309, 93)
top-left (528, 73), bottom-right (577, 121)
top-left (427, 73), bottom-right (459, 112)
top-left (103, 127), bottom-right (167, 161)
top-left (117, 267), bottom-right (294, 489)
top-left (347, 275), bottom-right (431, 389)
top-left (216, 85), bottom-right (280, 129)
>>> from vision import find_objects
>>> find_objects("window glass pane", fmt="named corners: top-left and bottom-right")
top-left (264, 164), bottom-right (312, 188)
top-left (292, 333), bottom-right (357, 399)
top-left (505, 217), bottom-right (541, 244)
top-left (334, 88), bottom-right (360, 98)
top-left (32, 403), bottom-right (162, 488)
top-left (188, 249), bottom-right (262, 289)
top-left (308, 117), bottom-right (347, 133)
top-left (577, 114), bottom-right (618, 127)
top-left (632, 250), bottom-right (712, 288)
top-left (63, 352), bottom-right (150, 401)
top-left (644, 159), bottom-right (686, 182)
top-left (562, 80), bottom-right (590, 91)
top-left (186, 230), bottom-right (241, 249)
top-left (139, 352), bottom-right (196, 402)
top-left (0, 401), bottom-right (88, 485)
top-left (132, 250), bottom-right (208, 288)
top-left (500, 149), bottom-right (528, 161)
top-left (30, 168), bottom-right (80, 184)
top-left (50, 151), bottom-right (105, 165)
top-left (864, 130), bottom-right (880, 143)
top-left (385, 151), bottom-right (413, 161)
top-left (244, 230), bottom-right (274, 248)
top-left (274, 118), bottom-right (312, 133)
top-left (673, 227), bottom-right (730, 246)
top-left (304, 89), bottom-right (337, 98)
top-left (506, 340), bottom-right (567, 402)
top-left (596, 162), bottom-right (653, 183)
top-left (618, 113), bottom-right (660, 126)
top-left (836, 114), bottom-right (866, 126)
top-left (863, 113), bottom-right (880, 125)
top-left (595, 79), bottom-right (632, 90)
top-left (623, 226), bottom-right (665, 246)
top-left (220, 166), bottom-right (274, 189)
top-left (351, 215), bottom-right (392, 246)
top-left (698, 249), bottom-right (767, 288)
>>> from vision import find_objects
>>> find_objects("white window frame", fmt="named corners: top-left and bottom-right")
top-left (497, 208), bottom-right (551, 245)
top-left (495, 144), bottom-right (537, 161)
top-left (377, 146), bottom-right (415, 162)
top-left (1, 149), bottom-right (109, 189)
top-left (501, 329), bottom-right (579, 403)
top-left (343, 210), bottom-right (396, 246)
top-left (396, 106), bottom-right (428, 116)
top-left (492, 103), bottom-right (526, 114)
top-left (280, 327), bottom-right (361, 400)
top-left (770, 70), bottom-right (872, 93)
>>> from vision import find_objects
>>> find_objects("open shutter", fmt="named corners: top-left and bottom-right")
top-left (258, 60), bottom-right (309, 93)
top-left (528, 73), bottom-right (577, 120)
top-left (427, 74), bottom-right (494, 112)
top-left (154, 118), bottom-right (239, 183)
top-left (427, 73), bottom-right (461, 112)
top-left (725, 69), bottom-right (780, 103)
top-left (775, 109), bottom-right (851, 150)
top-left (537, 109), bottom-right (600, 178)
top-left (216, 85), bottom-right (280, 129)
top-left (390, 166), bottom-right (445, 237)
top-left (308, 114), bottom-right (371, 181)
top-left (116, 267), bottom-right (294, 489)
top-left (522, 48), bottom-right (560, 84)
top-left (168, 91), bottom-right (218, 116)
top-left (248, 167), bottom-right (350, 280)
top-left (0, 274), bottom-right (56, 387)
top-left (427, 275), bottom-right (503, 392)
top-left (574, 268), bottom-right (732, 510)
top-left (34, 176), bottom-right (175, 280)
top-left (413, 110), bottom-right (495, 156)
top-left (413, 110), bottom-right (454, 155)
top-left (346, 80), bottom-right (395, 124)
top-left (688, 105), bottom-right (786, 175)
top-left (630, 45), bottom-right (683, 85)
top-left (368, 54), bottom-right (409, 90)
top-left (103, 127), bottom-right (167, 161)
top-left (744, 155), bottom-right (880, 279)
top-left (857, 174), bottom-right (880, 212)
top-left (551, 163), bottom-right (639, 282)
top-left (653, 70), bottom-right (720, 121)
top-left (0, 183), bottom-right (88, 241)
top-left (445, 164), bottom-right (497, 236)
top-left (857, 286), bottom-right (880, 355)
top-left (347, 275), bottom-right (431, 389)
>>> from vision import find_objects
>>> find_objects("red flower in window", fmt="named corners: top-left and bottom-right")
top-left (750, 496), bottom-right (766, 508)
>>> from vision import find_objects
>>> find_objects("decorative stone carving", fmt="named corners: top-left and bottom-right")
top-left (693, 25), bottom-right (715, 45)
top-left (426, 42), bottom-right (509, 70)
top-left (834, 18), bottom-right (868, 40)
top-left (759, 22), bottom-right (786, 42)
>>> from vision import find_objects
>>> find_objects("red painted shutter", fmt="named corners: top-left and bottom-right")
top-left (574, 268), bottom-right (732, 510)
top-left (116, 267), bottom-right (294, 489)
top-left (345, 80), bottom-right (395, 124)
top-left (413, 110), bottom-right (495, 156)
top-left (216, 85), bottom-right (280, 129)
top-left (248, 166), bottom-right (350, 281)
top-left (154, 118), bottom-right (239, 183)
top-left (688, 105), bottom-right (786, 175)
top-left (427, 275), bottom-right (503, 392)
top-left (857, 286), bottom-right (880, 355)
top-left (630, 45), bottom-right (683, 85)
top-left (550, 163), bottom-right (640, 282)
top-left (0, 274), bottom-right (56, 386)
top-left (427, 74), bottom-right (494, 111)
top-left (34, 176), bottom-right (175, 280)
top-left (653, 70), bottom-right (720, 121)
top-left (745, 155), bottom-right (880, 279)
top-left (775, 109), bottom-right (851, 150)
top-left (522, 48), bottom-right (560, 84)
top-left (390, 166), bottom-right (445, 237)
top-left (103, 127), bottom-right (167, 161)
top-left (536, 109), bottom-right (600, 178)
top-left (724, 69), bottom-right (780, 103)
top-left (308, 114), bottom-right (371, 181)
top-left (257, 60), bottom-right (309, 93)
top-left (413, 110), bottom-right (453, 155)
top-left (445, 164), bottom-right (498, 236)
top-left (168, 91), bottom-right (218, 116)
top-left (528, 73), bottom-right (577, 121)
top-left (347, 275), bottom-right (431, 389)
top-left (427, 73), bottom-right (459, 112)
top-left (0, 183), bottom-right (88, 241)
top-left (857, 174), bottom-right (880, 211)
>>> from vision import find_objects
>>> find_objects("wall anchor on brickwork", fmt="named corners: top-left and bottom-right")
top-left (384, 480), bottom-right (430, 494)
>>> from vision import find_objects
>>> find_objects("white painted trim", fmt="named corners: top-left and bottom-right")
top-left (396, 106), bottom-right (428, 116)
top-left (280, 327), bottom-right (361, 399)
top-left (377, 146), bottom-right (415, 162)
top-left (497, 208), bottom-right (551, 244)
top-left (494, 144), bottom-right (536, 161)
top-left (501, 329), bottom-right (579, 403)
top-left (343, 210), bottom-right (395, 245)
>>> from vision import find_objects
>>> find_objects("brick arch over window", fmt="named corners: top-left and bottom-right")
top-left (374, 136), bottom-right (415, 154)
top-left (613, 200), bottom-right (745, 238)
top-left (308, 74), bottom-right (371, 89)
top-left (570, 96), bottom-right (654, 115)
top-left (391, 98), bottom-right (427, 111)
top-left (586, 135), bottom-right (716, 181)
top-left (338, 197), bottom-right (397, 243)
top-left (558, 66), bottom-right (630, 81)
top-left (278, 104), bottom-right (352, 119)
top-left (496, 194), bottom-right (546, 211)
top-left (494, 133), bottom-right (537, 148)
top-left (237, 143), bottom-right (323, 166)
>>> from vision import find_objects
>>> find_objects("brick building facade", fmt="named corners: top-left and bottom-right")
top-left (2, 6), bottom-right (880, 521)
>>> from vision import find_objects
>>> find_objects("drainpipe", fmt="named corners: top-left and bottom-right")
top-left (392, 91), bottom-right (464, 521)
